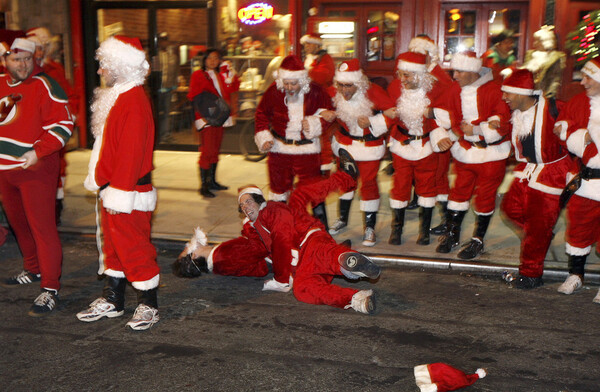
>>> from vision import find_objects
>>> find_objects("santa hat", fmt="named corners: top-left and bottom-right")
top-left (501, 69), bottom-right (540, 96)
top-left (1, 37), bottom-right (36, 55)
top-left (396, 51), bottom-right (427, 73)
top-left (334, 59), bottom-right (364, 84)
top-left (26, 27), bottom-right (52, 46)
top-left (450, 51), bottom-right (482, 73)
top-left (414, 363), bottom-right (486, 392)
top-left (300, 33), bottom-right (322, 46)
top-left (409, 35), bottom-right (437, 55)
top-left (96, 35), bottom-right (149, 72)
top-left (582, 58), bottom-right (600, 84)
top-left (274, 54), bottom-right (307, 80)
top-left (238, 185), bottom-right (264, 203)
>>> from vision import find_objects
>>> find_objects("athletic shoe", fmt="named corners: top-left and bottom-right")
top-left (339, 252), bottom-right (381, 279)
top-left (126, 304), bottom-right (159, 331)
top-left (593, 288), bottom-right (600, 304)
top-left (329, 219), bottom-right (348, 235)
top-left (5, 270), bottom-right (41, 286)
top-left (76, 297), bottom-right (125, 322)
top-left (338, 148), bottom-right (359, 180)
top-left (262, 278), bottom-right (291, 292)
top-left (557, 274), bottom-right (583, 295)
top-left (345, 289), bottom-right (376, 315)
top-left (513, 276), bottom-right (544, 290)
top-left (362, 227), bottom-right (376, 247)
top-left (29, 289), bottom-right (58, 317)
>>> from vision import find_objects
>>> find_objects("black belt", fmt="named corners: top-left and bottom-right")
top-left (466, 135), bottom-right (507, 149)
top-left (581, 166), bottom-right (600, 180)
top-left (338, 126), bottom-right (383, 143)
top-left (271, 130), bottom-right (313, 145)
top-left (99, 172), bottom-right (152, 192)
top-left (395, 126), bottom-right (430, 145)
top-left (559, 165), bottom-right (600, 209)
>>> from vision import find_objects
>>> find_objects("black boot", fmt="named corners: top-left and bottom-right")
top-left (209, 163), bottom-right (228, 191)
top-left (457, 214), bottom-right (492, 259)
top-left (312, 202), bottom-right (329, 231)
top-left (416, 207), bottom-right (433, 245)
top-left (330, 199), bottom-right (352, 235)
top-left (388, 208), bottom-right (405, 245)
top-left (568, 254), bottom-right (588, 277)
top-left (436, 210), bottom-right (466, 253)
top-left (136, 287), bottom-right (158, 309)
top-left (102, 276), bottom-right (126, 311)
top-left (430, 201), bottom-right (447, 235)
top-left (362, 212), bottom-right (377, 247)
top-left (199, 168), bottom-right (215, 198)
top-left (407, 188), bottom-right (418, 210)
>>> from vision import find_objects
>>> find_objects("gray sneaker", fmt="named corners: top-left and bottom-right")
top-left (329, 219), bottom-right (348, 235)
top-left (77, 297), bottom-right (125, 322)
top-left (29, 289), bottom-right (58, 317)
top-left (362, 227), bottom-right (376, 247)
top-left (126, 304), bottom-right (159, 331)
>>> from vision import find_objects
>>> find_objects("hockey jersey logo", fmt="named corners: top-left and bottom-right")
top-left (0, 94), bottom-right (22, 125)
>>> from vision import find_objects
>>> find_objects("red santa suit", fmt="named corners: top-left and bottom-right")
top-left (556, 90), bottom-right (600, 257)
top-left (188, 64), bottom-right (240, 169)
top-left (254, 55), bottom-right (333, 201)
top-left (85, 82), bottom-right (159, 290)
top-left (500, 71), bottom-right (576, 278)
top-left (208, 171), bottom-right (368, 309)
top-left (431, 69), bottom-right (511, 215)
top-left (330, 62), bottom-right (393, 213)
top-left (0, 63), bottom-right (73, 292)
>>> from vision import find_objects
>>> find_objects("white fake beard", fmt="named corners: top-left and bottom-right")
top-left (333, 91), bottom-right (374, 135)
top-left (90, 87), bottom-right (120, 137)
top-left (397, 88), bottom-right (430, 135)
top-left (525, 51), bottom-right (550, 73)
top-left (512, 108), bottom-right (534, 140)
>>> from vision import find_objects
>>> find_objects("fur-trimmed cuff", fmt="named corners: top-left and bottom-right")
top-left (303, 115), bottom-right (323, 139)
top-left (555, 120), bottom-right (568, 141)
top-left (269, 190), bottom-right (289, 202)
top-left (390, 198), bottom-right (409, 209)
top-left (566, 243), bottom-right (592, 256)
top-left (417, 196), bottom-right (436, 208)
top-left (101, 186), bottom-right (157, 214)
top-left (360, 198), bottom-right (380, 212)
top-left (566, 129), bottom-right (589, 158)
top-left (433, 108), bottom-right (452, 129)
top-left (430, 127), bottom-right (451, 152)
top-left (480, 121), bottom-right (503, 143)
top-left (320, 162), bottom-right (334, 171)
top-left (340, 191), bottom-right (355, 200)
top-left (368, 113), bottom-right (388, 137)
top-left (207, 244), bottom-right (219, 271)
top-left (195, 118), bottom-right (206, 130)
top-left (104, 269), bottom-right (126, 278)
top-left (448, 200), bottom-right (470, 211)
top-left (255, 129), bottom-right (273, 153)
top-left (131, 274), bottom-right (160, 290)
top-left (436, 194), bottom-right (448, 202)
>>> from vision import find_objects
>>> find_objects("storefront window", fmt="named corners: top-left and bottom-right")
top-left (366, 10), bottom-right (399, 62)
top-left (444, 9), bottom-right (476, 57)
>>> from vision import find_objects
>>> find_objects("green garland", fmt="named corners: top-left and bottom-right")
top-left (565, 9), bottom-right (600, 66)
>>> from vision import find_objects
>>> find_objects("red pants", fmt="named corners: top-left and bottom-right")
top-left (353, 160), bottom-right (381, 204)
top-left (449, 160), bottom-right (506, 213)
top-left (198, 125), bottom-right (224, 169)
top-left (294, 230), bottom-right (358, 308)
top-left (390, 153), bottom-right (437, 202)
top-left (213, 237), bottom-right (270, 277)
top-left (101, 207), bottom-right (160, 290)
top-left (565, 194), bottom-right (600, 254)
top-left (501, 179), bottom-right (560, 278)
top-left (435, 151), bottom-right (451, 197)
top-left (267, 152), bottom-right (321, 197)
top-left (0, 153), bottom-right (62, 291)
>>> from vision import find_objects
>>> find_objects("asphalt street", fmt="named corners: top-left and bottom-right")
top-left (0, 234), bottom-right (599, 392)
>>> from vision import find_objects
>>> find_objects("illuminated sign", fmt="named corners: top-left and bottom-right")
top-left (238, 3), bottom-right (274, 25)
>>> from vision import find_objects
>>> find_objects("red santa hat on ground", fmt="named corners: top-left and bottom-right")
top-left (238, 185), bottom-right (264, 203)
top-left (582, 57), bottom-right (600, 84)
top-left (300, 33), bottom-right (322, 46)
top-left (334, 58), bottom-right (364, 84)
top-left (26, 27), bottom-right (52, 46)
top-left (450, 51), bottom-right (482, 73)
top-left (396, 51), bottom-right (428, 73)
top-left (501, 68), bottom-right (540, 96)
top-left (96, 35), bottom-right (149, 72)
top-left (414, 363), bottom-right (486, 392)
top-left (274, 54), bottom-right (308, 80)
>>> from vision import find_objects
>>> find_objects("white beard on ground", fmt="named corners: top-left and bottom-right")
top-left (334, 91), bottom-right (374, 135)
top-left (397, 88), bottom-right (430, 135)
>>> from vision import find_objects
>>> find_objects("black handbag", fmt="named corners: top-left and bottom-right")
top-left (192, 91), bottom-right (231, 129)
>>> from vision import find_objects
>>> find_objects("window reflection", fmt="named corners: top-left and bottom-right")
top-left (366, 10), bottom-right (399, 62)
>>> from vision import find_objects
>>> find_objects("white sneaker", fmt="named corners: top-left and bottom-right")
top-left (126, 304), bottom-right (159, 331)
top-left (362, 227), bottom-right (376, 247)
top-left (345, 289), bottom-right (376, 315)
top-left (262, 278), bottom-right (291, 292)
top-left (557, 274), bottom-right (583, 295)
top-left (593, 288), bottom-right (600, 304)
top-left (77, 297), bottom-right (124, 322)
top-left (329, 219), bottom-right (348, 235)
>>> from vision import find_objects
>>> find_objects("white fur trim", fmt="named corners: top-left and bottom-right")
top-left (195, 118), bottom-right (206, 130)
top-left (479, 121), bottom-right (503, 143)
top-left (270, 136), bottom-right (321, 155)
top-left (238, 186), bottom-right (264, 202)
top-left (430, 127), bottom-right (451, 153)
top-left (501, 84), bottom-right (538, 96)
top-left (255, 129), bottom-right (274, 152)
top-left (321, 162), bottom-right (334, 171)
top-left (566, 243), bottom-right (592, 256)
top-left (207, 244), bottom-right (218, 271)
top-left (451, 53), bottom-right (482, 73)
top-left (436, 194), bottom-right (448, 202)
top-left (11, 37), bottom-right (35, 53)
top-left (304, 115), bottom-right (323, 139)
top-left (582, 60), bottom-right (600, 84)
top-left (335, 70), bottom-right (364, 84)
top-left (566, 128), bottom-right (589, 158)
top-left (276, 68), bottom-right (308, 80)
top-left (575, 178), bottom-right (600, 201)
top-left (409, 37), bottom-right (437, 55)
top-left (476, 368), bottom-right (487, 378)
top-left (397, 61), bottom-right (427, 73)
top-left (390, 198), bottom-right (409, 209)
top-left (474, 209), bottom-right (494, 216)
top-left (269, 190), bottom-right (289, 202)
top-left (368, 113), bottom-right (389, 138)
top-left (388, 137), bottom-right (433, 161)
top-left (418, 196), bottom-right (436, 208)
top-left (360, 198), bottom-right (380, 212)
top-left (448, 200), bottom-right (470, 211)
top-left (414, 365), bottom-right (436, 392)
top-left (300, 35), bottom-right (322, 45)
top-left (340, 191), bottom-right (354, 200)
top-left (450, 139), bottom-right (511, 163)
top-left (98, 36), bottom-right (149, 71)
top-left (434, 108), bottom-right (451, 129)
top-left (555, 120), bottom-right (568, 141)
top-left (332, 138), bottom-right (386, 161)
top-left (104, 269), bottom-right (126, 278)
top-left (100, 186), bottom-right (157, 214)
top-left (131, 274), bottom-right (160, 290)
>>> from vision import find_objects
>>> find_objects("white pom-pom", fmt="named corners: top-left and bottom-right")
top-left (184, 227), bottom-right (208, 254)
top-left (476, 368), bottom-right (487, 379)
